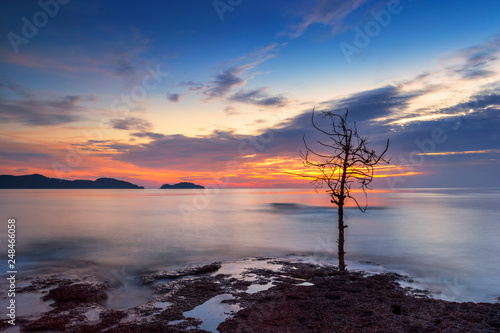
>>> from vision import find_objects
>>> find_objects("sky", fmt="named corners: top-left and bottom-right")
top-left (0, 0), bottom-right (499, 188)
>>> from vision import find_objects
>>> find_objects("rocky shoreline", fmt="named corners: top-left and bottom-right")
top-left (1, 258), bottom-right (499, 332)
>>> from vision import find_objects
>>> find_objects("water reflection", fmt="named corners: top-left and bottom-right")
top-left (0, 188), bottom-right (498, 302)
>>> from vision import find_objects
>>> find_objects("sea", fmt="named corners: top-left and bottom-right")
top-left (1, 187), bottom-right (499, 314)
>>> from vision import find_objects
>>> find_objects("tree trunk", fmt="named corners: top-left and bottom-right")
top-left (337, 199), bottom-right (346, 271)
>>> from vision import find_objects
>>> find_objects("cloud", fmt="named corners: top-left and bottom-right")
top-left (285, 0), bottom-right (369, 38)
top-left (109, 117), bottom-right (153, 131)
top-left (203, 66), bottom-right (247, 99)
top-left (319, 85), bottom-right (418, 123)
top-left (167, 93), bottom-right (181, 102)
top-left (0, 95), bottom-right (85, 126)
top-left (0, 81), bottom-right (98, 126)
top-left (202, 43), bottom-right (280, 100)
top-left (109, 63), bottom-right (500, 186)
top-left (179, 81), bottom-right (204, 92)
top-left (0, 141), bottom-right (54, 171)
top-left (223, 106), bottom-right (240, 115)
top-left (229, 88), bottom-right (288, 107)
top-left (0, 151), bottom-right (51, 162)
top-left (246, 119), bottom-right (267, 127)
top-left (115, 129), bottom-right (248, 169)
top-left (339, 35), bottom-right (500, 126)
top-left (451, 34), bottom-right (500, 80)
top-left (75, 139), bottom-right (136, 153)
top-left (112, 53), bottom-right (136, 77)
top-left (131, 132), bottom-right (167, 140)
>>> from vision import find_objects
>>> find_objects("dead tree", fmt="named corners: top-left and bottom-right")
top-left (295, 108), bottom-right (389, 271)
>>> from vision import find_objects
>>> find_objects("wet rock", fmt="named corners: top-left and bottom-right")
top-left (218, 263), bottom-right (500, 333)
top-left (68, 309), bottom-right (128, 333)
top-left (43, 282), bottom-right (109, 303)
top-left (17, 278), bottom-right (74, 292)
top-left (24, 315), bottom-right (71, 331)
top-left (105, 321), bottom-right (210, 333)
top-left (157, 277), bottom-right (225, 313)
top-left (141, 262), bottom-right (222, 284)
top-left (391, 304), bottom-right (402, 315)
top-left (11, 258), bottom-right (500, 332)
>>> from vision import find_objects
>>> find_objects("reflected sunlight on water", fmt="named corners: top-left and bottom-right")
top-left (0, 188), bottom-right (499, 303)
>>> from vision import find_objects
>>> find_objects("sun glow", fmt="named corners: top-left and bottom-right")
top-left (418, 149), bottom-right (500, 156)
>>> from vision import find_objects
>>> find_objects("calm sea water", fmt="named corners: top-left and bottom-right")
top-left (1, 188), bottom-right (499, 304)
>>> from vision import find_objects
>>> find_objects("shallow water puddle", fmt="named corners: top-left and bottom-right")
top-left (183, 294), bottom-right (240, 332)
top-left (297, 282), bottom-right (314, 286)
top-left (105, 284), bottom-right (153, 309)
top-left (217, 259), bottom-right (283, 278)
top-left (84, 308), bottom-right (101, 321)
top-left (152, 301), bottom-right (172, 309)
top-left (246, 281), bottom-right (274, 294)
top-left (2, 326), bottom-right (21, 333)
top-left (119, 312), bottom-right (137, 323)
top-left (13, 292), bottom-right (54, 318)
top-left (1, 292), bottom-right (53, 333)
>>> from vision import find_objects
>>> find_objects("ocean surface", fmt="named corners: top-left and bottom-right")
top-left (1, 187), bottom-right (499, 307)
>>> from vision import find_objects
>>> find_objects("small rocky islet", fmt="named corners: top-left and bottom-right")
top-left (0, 174), bottom-right (205, 190)
top-left (160, 182), bottom-right (205, 189)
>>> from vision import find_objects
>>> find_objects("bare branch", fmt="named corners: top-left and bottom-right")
top-left (290, 107), bottom-right (390, 272)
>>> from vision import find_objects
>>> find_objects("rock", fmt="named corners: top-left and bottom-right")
top-left (142, 262), bottom-right (221, 284)
top-left (160, 182), bottom-right (205, 189)
top-left (44, 282), bottom-right (108, 303)
top-left (0, 174), bottom-right (144, 189)
top-left (217, 262), bottom-right (500, 332)
top-left (24, 315), bottom-right (71, 331)
top-left (13, 259), bottom-right (500, 332)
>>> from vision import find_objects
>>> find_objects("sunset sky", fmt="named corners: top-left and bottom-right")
top-left (1, 0), bottom-right (499, 188)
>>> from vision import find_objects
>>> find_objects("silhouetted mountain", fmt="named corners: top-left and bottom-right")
top-left (160, 182), bottom-right (205, 189)
top-left (0, 174), bottom-right (144, 189)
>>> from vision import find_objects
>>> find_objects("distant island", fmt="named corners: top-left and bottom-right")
top-left (0, 174), bottom-right (144, 189)
top-left (160, 182), bottom-right (205, 189)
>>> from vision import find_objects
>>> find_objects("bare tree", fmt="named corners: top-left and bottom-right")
top-left (294, 108), bottom-right (389, 271)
